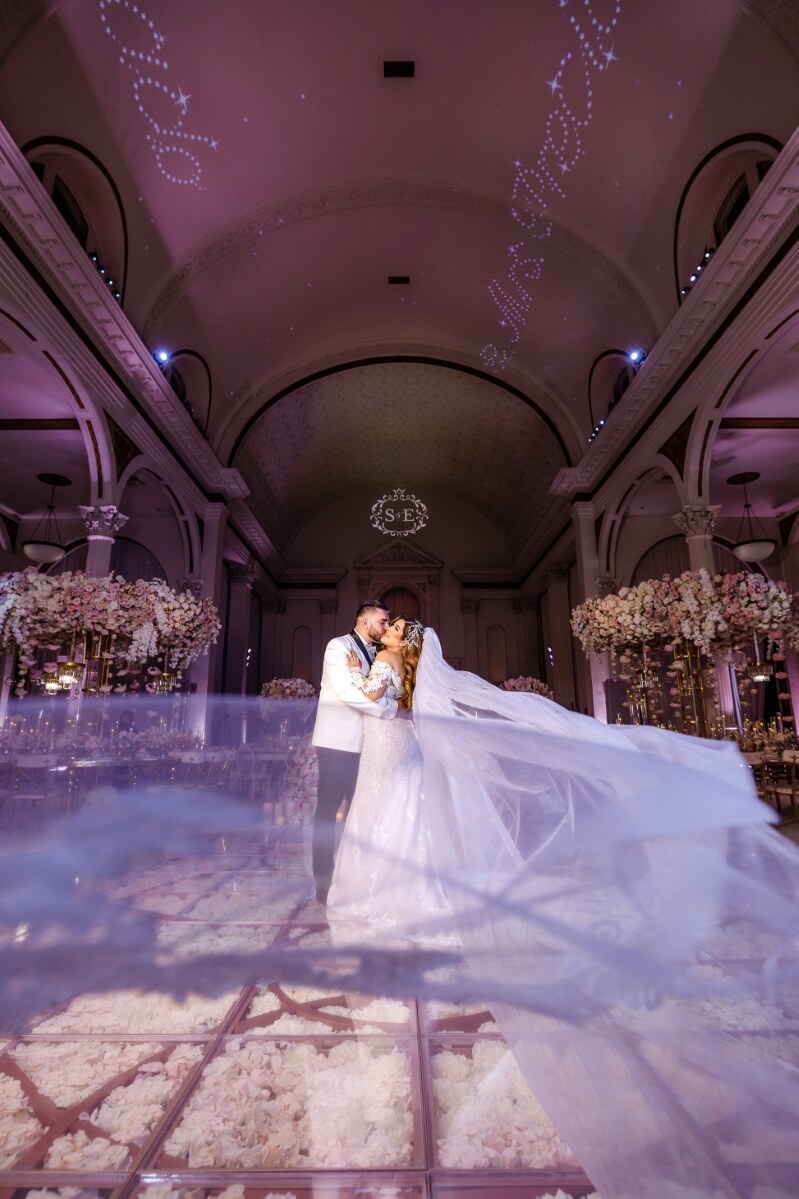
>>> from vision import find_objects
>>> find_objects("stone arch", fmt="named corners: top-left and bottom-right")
top-left (682, 301), bottom-right (799, 506)
top-left (22, 136), bottom-right (129, 301)
top-left (598, 461), bottom-right (688, 580)
top-left (118, 467), bottom-right (200, 584)
top-left (673, 133), bottom-right (782, 305)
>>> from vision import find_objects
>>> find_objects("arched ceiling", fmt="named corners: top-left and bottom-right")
top-left (0, 324), bottom-right (90, 528)
top-left (233, 361), bottom-right (570, 564)
top-left (708, 315), bottom-right (799, 520)
top-left (0, 0), bottom-right (796, 555)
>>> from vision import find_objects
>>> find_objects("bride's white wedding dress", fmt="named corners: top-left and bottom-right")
top-left (323, 630), bottom-right (799, 1199)
top-left (327, 660), bottom-right (451, 932)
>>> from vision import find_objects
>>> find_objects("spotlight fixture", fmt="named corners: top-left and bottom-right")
top-left (681, 248), bottom-right (715, 297)
top-left (154, 349), bottom-right (171, 365)
top-left (728, 471), bottom-right (776, 562)
top-left (22, 473), bottom-right (71, 565)
top-left (628, 349), bottom-right (645, 364)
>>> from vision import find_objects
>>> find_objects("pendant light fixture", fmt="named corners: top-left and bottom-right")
top-left (22, 473), bottom-right (71, 565)
top-left (728, 471), bottom-right (776, 563)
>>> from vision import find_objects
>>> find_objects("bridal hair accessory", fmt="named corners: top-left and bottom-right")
top-left (402, 620), bottom-right (424, 650)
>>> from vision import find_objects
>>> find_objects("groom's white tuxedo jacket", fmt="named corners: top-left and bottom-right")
top-left (312, 633), bottom-right (397, 753)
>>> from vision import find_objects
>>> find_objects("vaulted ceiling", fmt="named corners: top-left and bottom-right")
top-left (0, 0), bottom-right (796, 561)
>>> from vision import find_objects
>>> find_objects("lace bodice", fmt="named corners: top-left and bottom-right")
top-left (357, 659), bottom-right (403, 699)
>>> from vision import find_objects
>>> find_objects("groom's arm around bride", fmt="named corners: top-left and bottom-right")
top-left (310, 600), bottom-right (397, 902)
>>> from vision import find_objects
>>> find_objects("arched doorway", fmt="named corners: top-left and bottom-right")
top-left (381, 586), bottom-right (421, 621)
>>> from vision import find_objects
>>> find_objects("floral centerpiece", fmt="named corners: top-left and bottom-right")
top-left (571, 570), bottom-right (796, 735)
top-left (258, 680), bottom-right (317, 813)
top-left (0, 568), bottom-right (220, 697)
top-left (571, 570), bottom-right (794, 658)
top-left (500, 675), bottom-right (554, 700)
top-left (259, 677), bottom-right (316, 699)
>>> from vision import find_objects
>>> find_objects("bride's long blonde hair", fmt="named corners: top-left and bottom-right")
top-left (391, 616), bottom-right (424, 710)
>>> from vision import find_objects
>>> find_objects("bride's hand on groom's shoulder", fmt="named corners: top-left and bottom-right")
top-left (346, 650), bottom-right (361, 668)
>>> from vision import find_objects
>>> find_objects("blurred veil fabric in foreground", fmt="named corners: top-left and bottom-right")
top-left (0, 637), bottom-right (797, 1198)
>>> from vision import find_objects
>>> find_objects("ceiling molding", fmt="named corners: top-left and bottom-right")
top-left (141, 179), bottom-right (660, 349)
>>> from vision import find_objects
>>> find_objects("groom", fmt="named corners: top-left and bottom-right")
top-left (310, 599), bottom-right (398, 903)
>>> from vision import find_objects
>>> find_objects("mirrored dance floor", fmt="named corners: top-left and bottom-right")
top-left (0, 828), bottom-right (598, 1199)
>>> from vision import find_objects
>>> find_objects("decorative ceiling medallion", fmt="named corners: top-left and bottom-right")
top-left (370, 488), bottom-right (428, 538)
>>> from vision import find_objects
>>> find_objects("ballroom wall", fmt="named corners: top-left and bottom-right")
top-left (250, 487), bottom-right (537, 690)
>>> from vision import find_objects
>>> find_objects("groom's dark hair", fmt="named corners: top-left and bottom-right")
top-left (355, 599), bottom-right (389, 622)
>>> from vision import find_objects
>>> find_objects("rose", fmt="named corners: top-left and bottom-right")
top-left (260, 678), bottom-right (316, 699)
top-left (0, 570), bottom-right (221, 695)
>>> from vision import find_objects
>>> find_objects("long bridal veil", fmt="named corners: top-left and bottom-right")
top-left (2, 645), bottom-right (798, 1197)
top-left (413, 628), bottom-right (799, 1198)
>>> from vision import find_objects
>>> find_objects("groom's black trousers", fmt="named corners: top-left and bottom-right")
top-left (313, 746), bottom-right (360, 898)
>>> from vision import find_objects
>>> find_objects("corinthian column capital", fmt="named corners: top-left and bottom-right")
top-left (596, 576), bottom-right (620, 597)
top-left (546, 562), bottom-right (571, 584)
top-left (672, 505), bottom-right (720, 540)
top-left (78, 505), bottom-right (129, 540)
top-left (228, 560), bottom-right (256, 588)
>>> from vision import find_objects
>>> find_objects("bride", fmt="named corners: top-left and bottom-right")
top-left (327, 617), bottom-right (799, 1199)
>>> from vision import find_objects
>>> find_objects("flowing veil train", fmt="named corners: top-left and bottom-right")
top-left (411, 628), bottom-right (799, 1198)
top-left (1, 644), bottom-right (798, 1196)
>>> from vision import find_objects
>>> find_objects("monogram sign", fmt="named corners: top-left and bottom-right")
top-left (370, 488), bottom-right (429, 538)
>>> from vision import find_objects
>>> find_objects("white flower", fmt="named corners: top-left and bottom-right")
top-left (11, 1041), bottom-right (162, 1108)
top-left (163, 1038), bottom-right (414, 1169)
top-left (0, 1073), bottom-right (44, 1169)
top-left (433, 1042), bottom-right (577, 1169)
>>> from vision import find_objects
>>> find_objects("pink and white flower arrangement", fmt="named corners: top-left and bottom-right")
top-left (0, 568), bottom-right (220, 695)
top-left (280, 739), bottom-right (319, 820)
top-left (571, 570), bottom-right (795, 657)
top-left (500, 676), bottom-right (554, 699)
top-left (260, 678), bottom-right (316, 699)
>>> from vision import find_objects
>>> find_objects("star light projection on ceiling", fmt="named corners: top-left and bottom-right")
top-left (98, 0), bottom-right (218, 187)
top-left (481, 0), bottom-right (622, 374)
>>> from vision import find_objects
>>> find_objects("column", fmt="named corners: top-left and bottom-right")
top-left (426, 576), bottom-right (441, 629)
top-left (673, 505), bottom-right (731, 726)
top-left (546, 564), bottom-right (576, 710)
top-left (187, 504), bottom-right (228, 727)
top-left (319, 596), bottom-right (339, 658)
top-left (273, 599), bottom-right (287, 677)
top-left (588, 576), bottom-right (620, 722)
top-left (672, 505), bottom-right (719, 575)
top-left (522, 596), bottom-right (542, 680)
top-left (779, 544), bottom-right (799, 716)
top-left (259, 598), bottom-right (279, 686)
top-left (224, 561), bottom-right (255, 695)
top-left (461, 598), bottom-right (479, 673)
top-left (78, 505), bottom-right (128, 576)
top-left (572, 502), bottom-right (609, 719)
top-left (512, 598), bottom-right (526, 677)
